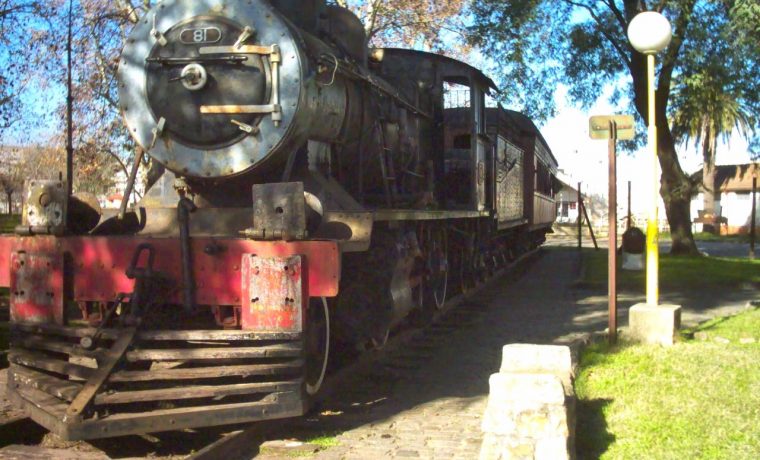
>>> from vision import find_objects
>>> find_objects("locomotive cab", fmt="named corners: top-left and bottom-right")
top-left (372, 49), bottom-right (497, 213)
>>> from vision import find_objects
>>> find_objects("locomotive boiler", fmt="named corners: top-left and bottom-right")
top-left (0, 0), bottom-right (559, 440)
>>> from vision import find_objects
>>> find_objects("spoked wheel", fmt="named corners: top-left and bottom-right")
top-left (370, 327), bottom-right (390, 350)
top-left (305, 297), bottom-right (330, 396)
top-left (426, 227), bottom-right (449, 310)
top-left (456, 232), bottom-right (477, 293)
top-left (457, 245), bottom-right (469, 294)
top-left (474, 250), bottom-right (489, 285)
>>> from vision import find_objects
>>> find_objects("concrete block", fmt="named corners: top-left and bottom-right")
top-left (481, 344), bottom-right (577, 460)
top-left (487, 372), bottom-right (566, 406)
top-left (628, 303), bottom-right (682, 346)
top-left (482, 373), bottom-right (567, 436)
top-left (535, 436), bottom-right (571, 460)
top-left (500, 344), bottom-right (573, 391)
top-left (621, 252), bottom-right (644, 271)
top-left (479, 435), bottom-right (535, 460)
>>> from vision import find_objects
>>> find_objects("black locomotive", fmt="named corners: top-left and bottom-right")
top-left (0, 0), bottom-right (558, 439)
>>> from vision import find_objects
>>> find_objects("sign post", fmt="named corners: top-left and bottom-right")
top-left (751, 176), bottom-right (757, 260)
top-left (590, 115), bottom-right (635, 345)
top-left (577, 182), bottom-right (582, 250)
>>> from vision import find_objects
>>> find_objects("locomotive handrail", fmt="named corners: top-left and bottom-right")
top-left (197, 44), bottom-right (282, 125)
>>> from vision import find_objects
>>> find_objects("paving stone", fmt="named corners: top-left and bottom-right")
top-left (394, 449), bottom-right (421, 457)
top-left (267, 249), bottom-right (757, 460)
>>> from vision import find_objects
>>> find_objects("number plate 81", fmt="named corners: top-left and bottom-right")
top-left (180, 27), bottom-right (222, 44)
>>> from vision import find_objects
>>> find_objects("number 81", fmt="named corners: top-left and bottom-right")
top-left (194, 29), bottom-right (207, 43)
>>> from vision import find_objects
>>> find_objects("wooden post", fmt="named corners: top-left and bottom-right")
top-left (581, 198), bottom-right (599, 250)
top-left (577, 182), bottom-right (582, 250)
top-left (627, 181), bottom-right (632, 230)
top-left (608, 121), bottom-right (618, 345)
top-left (751, 177), bottom-right (756, 260)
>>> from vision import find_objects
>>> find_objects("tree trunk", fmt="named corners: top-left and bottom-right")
top-left (625, 0), bottom-right (699, 256)
top-left (657, 114), bottom-right (700, 255)
top-left (701, 132), bottom-right (718, 234)
top-left (6, 191), bottom-right (12, 214)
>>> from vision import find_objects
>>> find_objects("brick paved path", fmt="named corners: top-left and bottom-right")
top-left (257, 249), bottom-right (598, 459)
top-left (255, 247), bottom-right (757, 460)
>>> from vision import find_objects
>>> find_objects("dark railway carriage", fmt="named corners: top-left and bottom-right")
top-left (488, 108), bottom-right (561, 238)
top-left (444, 107), bottom-right (560, 247)
top-left (0, 0), bottom-right (558, 440)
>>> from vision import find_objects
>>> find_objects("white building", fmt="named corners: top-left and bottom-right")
top-left (691, 163), bottom-right (759, 235)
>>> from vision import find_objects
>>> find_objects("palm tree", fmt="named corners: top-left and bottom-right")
top-left (671, 61), bottom-right (754, 233)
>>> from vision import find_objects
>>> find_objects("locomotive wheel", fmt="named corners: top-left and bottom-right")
top-left (426, 227), bottom-right (449, 310)
top-left (456, 245), bottom-right (469, 294)
top-left (456, 233), bottom-right (476, 294)
top-left (370, 328), bottom-right (390, 350)
top-left (305, 297), bottom-right (330, 396)
top-left (408, 225), bottom-right (448, 326)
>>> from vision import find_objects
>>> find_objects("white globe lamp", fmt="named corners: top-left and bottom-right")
top-left (627, 11), bottom-right (673, 55)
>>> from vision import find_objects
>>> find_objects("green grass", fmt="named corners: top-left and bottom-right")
top-left (303, 433), bottom-right (340, 449)
top-left (683, 305), bottom-right (760, 342)
top-left (581, 250), bottom-right (760, 290)
top-left (259, 431), bottom-right (341, 458)
top-left (659, 232), bottom-right (751, 243)
top-left (576, 308), bottom-right (760, 459)
top-left (0, 214), bottom-right (20, 234)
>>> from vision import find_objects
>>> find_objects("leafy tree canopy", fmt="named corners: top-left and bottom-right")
top-left (469, 0), bottom-right (759, 254)
top-left (470, 0), bottom-right (758, 125)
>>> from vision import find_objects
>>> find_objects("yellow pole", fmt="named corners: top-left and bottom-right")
top-left (646, 54), bottom-right (659, 306)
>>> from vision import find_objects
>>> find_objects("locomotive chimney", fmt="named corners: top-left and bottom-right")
top-left (270, 0), bottom-right (326, 33)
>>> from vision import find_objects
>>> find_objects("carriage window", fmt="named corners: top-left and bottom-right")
top-left (453, 134), bottom-right (471, 149)
top-left (444, 81), bottom-right (471, 109)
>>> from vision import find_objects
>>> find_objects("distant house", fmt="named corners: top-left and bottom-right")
top-left (556, 180), bottom-right (581, 224)
top-left (104, 193), bottom-right (124, 209)
top-left (691, 163), bottom-right (759, 235)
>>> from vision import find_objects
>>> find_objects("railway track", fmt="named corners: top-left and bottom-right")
top-left (0, 249), bottom-right (541, 459)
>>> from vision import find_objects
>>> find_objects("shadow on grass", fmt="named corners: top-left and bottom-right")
top-left (576, 398), bottom-right (615, 460)
top-left (680, 305), bottom-right (759, 341)
top-left (680, 315), bottom-right (732, 339)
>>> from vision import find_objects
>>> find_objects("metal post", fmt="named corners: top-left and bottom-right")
top-left (751, 176), bottom-right (756, 260)
top-left (645, 54), bottom-right (659, 307)
top-left (577, 181), bottom-right (582, 250)
top-left (608, 121), bottom-right (618, 344)
top-left (66, 0), bottom-right (74, 198)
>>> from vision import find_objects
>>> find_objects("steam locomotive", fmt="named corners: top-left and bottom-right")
top-left (0, 0), bottom-right (558, 440)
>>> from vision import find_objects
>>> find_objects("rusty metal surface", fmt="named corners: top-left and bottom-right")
top-left (0, 236), bottom-right (339, 300)
top-left (251, 183), bottom-right (307, 240)
top-left (9, 251), bottom-right (63, 324)
top-left (0, 236), bottom-right (10, 286)
top-left (242, 255), bottom-right (304, 332)
top-left (20, 180), bottom-right (67, 234)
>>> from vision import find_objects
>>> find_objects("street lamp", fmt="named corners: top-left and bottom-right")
top-left (627, 11), bottom-right (672, 306)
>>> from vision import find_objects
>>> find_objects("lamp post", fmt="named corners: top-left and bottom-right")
top-left (627, 11), bottom-right (672, 307)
